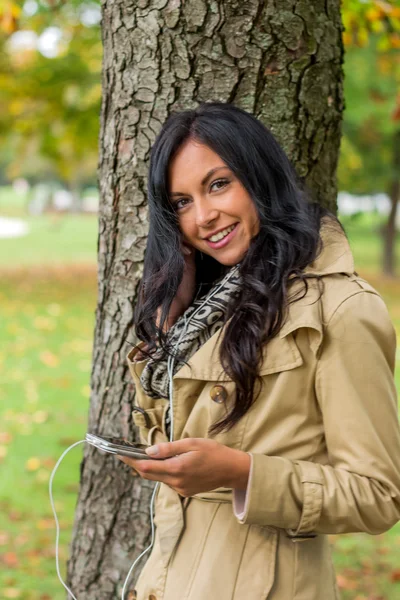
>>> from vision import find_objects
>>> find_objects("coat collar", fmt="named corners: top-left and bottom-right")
top-left (174, 219), bottom-right (354, 381)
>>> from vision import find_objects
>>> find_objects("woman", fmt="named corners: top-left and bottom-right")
top-left (118, 102), bottom-right (400, 600)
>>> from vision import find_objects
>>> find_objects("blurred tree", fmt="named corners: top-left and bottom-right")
top-left (340, 0), bottom-right (400, 275)
top-left (67, 1), bottom-right (344, 598)
top-left (0, 0), bottom-right (102, 207)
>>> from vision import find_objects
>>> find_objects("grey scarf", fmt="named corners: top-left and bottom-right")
top-left (140, 265), bottom-right (241, 406)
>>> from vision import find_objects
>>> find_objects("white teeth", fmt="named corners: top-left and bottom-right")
top-left (208, 224), bottom-right (236, 243)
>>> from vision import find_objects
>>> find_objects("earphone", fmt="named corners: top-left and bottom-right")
top-left (49, 265), bottom-right (239, 599)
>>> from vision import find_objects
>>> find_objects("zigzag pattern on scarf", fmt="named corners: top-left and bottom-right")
top-left (140, 265), bottom-right (241, 438)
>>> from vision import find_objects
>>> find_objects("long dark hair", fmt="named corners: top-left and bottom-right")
top-left (134, 102), bottom-right (341, 434)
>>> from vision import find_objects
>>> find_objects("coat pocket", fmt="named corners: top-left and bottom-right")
top-left (233, 525), bottom-right (278, 599)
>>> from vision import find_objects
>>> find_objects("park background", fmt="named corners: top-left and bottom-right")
top-left (0, 1), bottom-right (399, 599)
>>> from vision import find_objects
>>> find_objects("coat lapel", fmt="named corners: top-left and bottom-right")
top-left (174, 221), bottom-right (355, 382)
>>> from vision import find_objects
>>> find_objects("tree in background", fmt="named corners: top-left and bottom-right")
top-left (340, 0), bottom-right (400, 276)
top-left (0, 0), bottom-right (102, 206)
top-left (65, 1), bottom-right (344, 597)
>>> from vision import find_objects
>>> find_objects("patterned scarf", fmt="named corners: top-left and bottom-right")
top-left (140, 264), bottom-right (241, 404)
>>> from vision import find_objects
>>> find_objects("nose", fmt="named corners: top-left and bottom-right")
top-left (194, 197), bottom-right (219, 228)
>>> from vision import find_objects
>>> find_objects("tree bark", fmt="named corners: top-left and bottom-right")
top-left (67, 1), bottom-right (344, 597)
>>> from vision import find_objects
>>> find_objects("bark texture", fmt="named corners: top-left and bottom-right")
top-left (67, 1), bottom-right (344, 597)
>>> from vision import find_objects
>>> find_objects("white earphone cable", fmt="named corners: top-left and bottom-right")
top-left (49, 440), bottom-right (85, 600)
top-left (49, 265), bottom-right (239, 598)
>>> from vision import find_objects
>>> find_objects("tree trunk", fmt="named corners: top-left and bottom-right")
top-left (67, 1), bottom-right (344, 597)
top-left (383, 129), bottom-right (400, 277)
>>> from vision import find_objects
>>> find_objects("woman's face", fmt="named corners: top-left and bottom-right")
top-left (168, 139), bottom-right (260, 266)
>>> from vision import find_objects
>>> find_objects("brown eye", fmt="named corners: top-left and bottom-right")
top-left (174, 197), bottom-right (190, 211)
top-left (210, 178), bottom-right (229, 192)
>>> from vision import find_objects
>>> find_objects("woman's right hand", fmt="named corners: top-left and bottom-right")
top-left (156, 242), bottom-right (196, 331)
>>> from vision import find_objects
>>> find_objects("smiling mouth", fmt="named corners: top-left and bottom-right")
top-left (204, 223), bottom-right (239, 250)
top-left (207, 223), bottom-right (237, 243)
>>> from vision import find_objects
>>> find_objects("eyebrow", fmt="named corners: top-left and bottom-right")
top-left (169, 166), bottom-right (229, 197)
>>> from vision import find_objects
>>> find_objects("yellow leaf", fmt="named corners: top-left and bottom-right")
top-left (32, 410), bottom-right (48, 424)
top-left (370, 19), bottom-right (385, 33)
top-left (39, 351), bottom-right (59, 367)
top-left (81, 384), bottom-right (91, 398)
top-left (26, 457), bottom-right (41, 471)
top-left (366, 7), bottom-right (383, 21)
top-left (3, 588), bottom-right (21, 599)
top-left (36, 468), bottom-right (50, 483)
top-left (33, 316), bottom-right (55, 331)
top-left (36, 518), bottom-right (54, 531)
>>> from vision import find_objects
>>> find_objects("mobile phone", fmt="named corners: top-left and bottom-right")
top-left (86, 433), bottom-right (153, 460)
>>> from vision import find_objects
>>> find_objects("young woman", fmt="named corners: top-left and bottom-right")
top-left (118, 102), bottom-right (400, 600)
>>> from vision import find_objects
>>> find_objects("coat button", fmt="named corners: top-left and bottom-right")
top-left (209, 384), bottom-right (228, 403)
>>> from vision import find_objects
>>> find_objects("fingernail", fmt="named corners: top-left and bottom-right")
top-left (146, 445), bottom-right (159, 456)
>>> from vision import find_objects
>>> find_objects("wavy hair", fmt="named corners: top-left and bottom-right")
top-left (134, 102), bottom-right (342, 434)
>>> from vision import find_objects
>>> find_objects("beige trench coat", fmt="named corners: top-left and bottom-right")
top-left (126, 223), bottom-right (400, 600)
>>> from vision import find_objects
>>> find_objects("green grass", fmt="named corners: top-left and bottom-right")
top-left (0, 185), bottom-right (98, 266)
top-left (0, 213), bottom-right (98, 265)
top-left (0, 189), bottom-right (399, 598)
top-left (0, 268), bottom-right (96, 599)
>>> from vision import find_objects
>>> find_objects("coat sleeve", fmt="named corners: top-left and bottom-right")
top-left (126, 344), bottom-right (168, 446)
top-left (233, 290), bottom-right (400, 535)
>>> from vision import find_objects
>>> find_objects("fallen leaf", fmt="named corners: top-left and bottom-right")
top-left (336, 574), bottom-right (358, 590)
top-left (81, 384), bottom-right (91, 397)
top-left (36, 518), bottom-right (54, 531)
top-left (36, 468), bottom-right (50, 483)
top-left (39, 351), bottom-right (59, 367)
top-left (59, 437), bottom-right (79, 446)
top-left (8, 510), bottom-right (23, 522)
top-left (0, 432), bottom-right (12, 444)
top-left (391, 568), bottom-right (400, 582)
top-left (32, 410), bottom-right (48, 424)
top-left (3, 589), bottom-right (21, 599)
top-left (0, 531), bottom-right (10, 545)
top-left (26, 457), bottom-right (41, 471)
top-left (14, 533), bottom-right (29, 546)
top-left (2, 552), bottom-right (19, 568)
top-left (42, 457), bottom-right (56, 468)
top-left (64, 483), bottom-right (79, 492)
top-left (33, 316), bottom-right (55, 331)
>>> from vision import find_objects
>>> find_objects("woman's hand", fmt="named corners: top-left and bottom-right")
top-left (117, 438), bottom-right (251, 497)
top-left (156, 242), bottom-right (196, 331)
